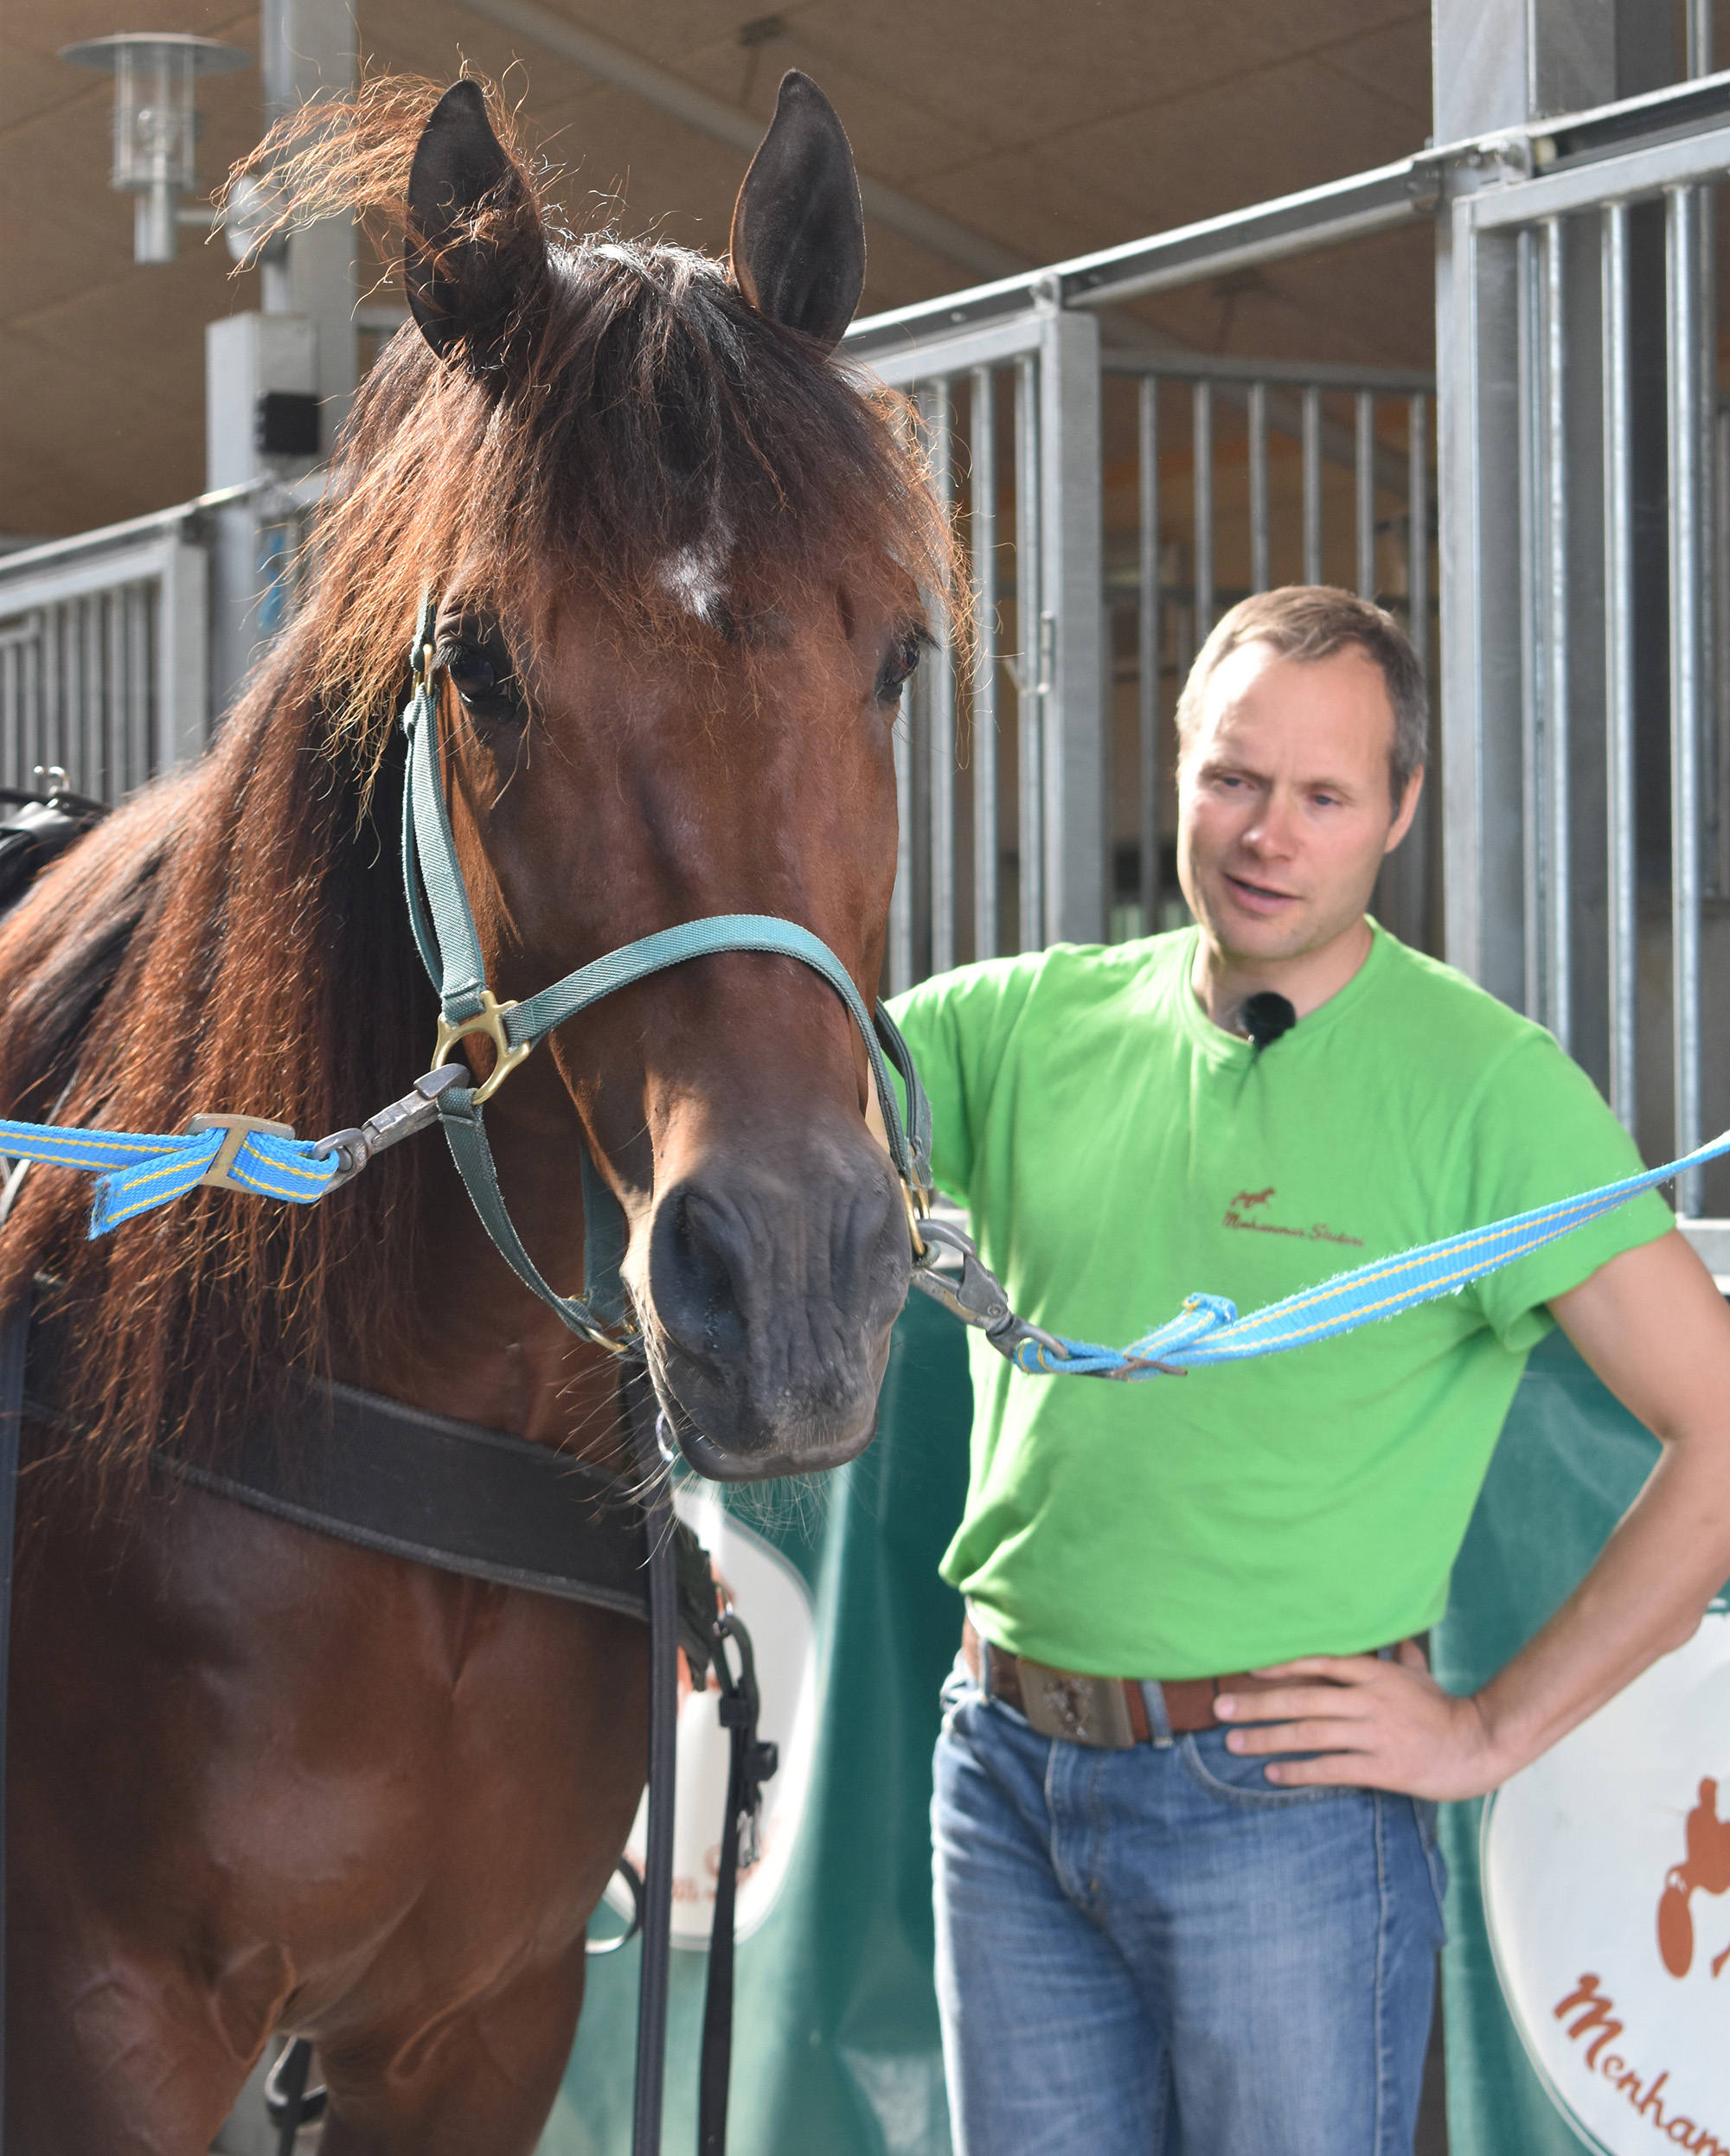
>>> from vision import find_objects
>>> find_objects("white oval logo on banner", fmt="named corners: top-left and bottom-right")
top-left (1481, 1608), bottom-right (1730, 2155)
top-left (604, 1489), bottom-right (818, 1949)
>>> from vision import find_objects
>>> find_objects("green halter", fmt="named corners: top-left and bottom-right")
top-left (399, 592), bottom-right (934, 1352)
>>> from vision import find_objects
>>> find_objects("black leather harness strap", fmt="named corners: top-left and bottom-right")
top-left (19, 1340), bottom-right (721, 1673)
top-left (623, 1366), bottom-right (682, 2156)
top-left (0, 1303), bottom-right (26, 2139)
top-left (170, 1376), bottom-right (666, 1625)
top-left (180, 1388), bottom-right (656, 1612)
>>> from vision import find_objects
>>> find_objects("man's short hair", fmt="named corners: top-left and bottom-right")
top-left (1174, 586), bottom-right (1428, 810)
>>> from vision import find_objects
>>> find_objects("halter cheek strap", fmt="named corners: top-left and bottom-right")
top-left (399, 590), bottom-right (934, 1351)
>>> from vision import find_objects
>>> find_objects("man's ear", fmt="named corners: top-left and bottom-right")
top-left (1386, 765), bottom-right (1425, 852)
top-left (406, 80), bottom-right (549, 378)
top-left (728, 73), bottom-right (866, 352)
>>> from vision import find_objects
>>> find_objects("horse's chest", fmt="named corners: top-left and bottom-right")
top-left (18, 1476), bottom-right (648, 2011)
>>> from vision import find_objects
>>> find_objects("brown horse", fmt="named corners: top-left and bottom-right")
top-left (0, 72), bottom-right (952, 2153)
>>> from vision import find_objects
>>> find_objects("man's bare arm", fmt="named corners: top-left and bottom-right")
top-left (1210, 1228), bottom-right (1730, 1801)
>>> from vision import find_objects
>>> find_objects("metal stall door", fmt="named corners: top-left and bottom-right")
top-left (861, 300), bottom-right (1105, 991)
top-left (1445, 120), bottom-right (1730, 1229)
top-left (861, 311), bottom-right (1438, 995)
top-left (1099, 354), bottom-right (1436, 952)
top-left (0, 528), bottom-right (208, 802)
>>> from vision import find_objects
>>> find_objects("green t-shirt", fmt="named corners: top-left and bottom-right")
top-left (887, 923), bottom-right (1672, 1679)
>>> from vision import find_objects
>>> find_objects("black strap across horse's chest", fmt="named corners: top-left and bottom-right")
top-left (21, 1330), bottom-right (716, 1660)
top-left (176, 1376), bottom-right (657, 1619)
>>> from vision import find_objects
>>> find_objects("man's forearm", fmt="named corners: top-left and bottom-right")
top-left (1482, 1228), bottom-right (1730, 1774)
top-left (1470, 1427), bottom-right (1730, 1783)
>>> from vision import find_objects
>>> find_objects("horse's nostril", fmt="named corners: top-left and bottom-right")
top-left (643, 1143), bottom-right (913, 1475)
top-left (657, 1187), bottom-right (748, 1369)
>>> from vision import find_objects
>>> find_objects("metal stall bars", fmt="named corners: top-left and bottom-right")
top-left (847, 150), bottom-right (1447, 996)
top-left (1102, 354), bottom-right (1434, 943)
top-left (1444, 107), bottom-right (1730, 1232)
top-left (852, 291), bottom-right (1105, 994)
top-left (0, 499), bottom-right (215, 803)
top-left (0, 478), bottom-right (326, 806)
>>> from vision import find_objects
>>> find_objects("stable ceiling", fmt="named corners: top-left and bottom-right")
top-left (3, 0), bottom-right (1438, 541)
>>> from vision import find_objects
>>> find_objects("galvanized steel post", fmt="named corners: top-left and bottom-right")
top-left (1667, 183), bottom-right (1705, 1214)
top-left (1015, 355), bottom-right (1043, 954)
top-left (1601, 201), bottom-right (1638, 1136)
top-left (1035, 301), bottom-right (1105, 948)
top-left (1138, 376), bottom-right (1162, 936)
top-left (919, 381), bottom-right (958, 978)
top-left (971, 367), bottom-right (1000, 963)
top-left (1192, 381), bottom-right (1215, 638)
top-left (1302, 387), bottom-right (1323, 585)
top-left (1407, 392), bottom-right (1429, 673)
top-left (1355, 391), bottom-right (1376, 598)
top-left (1542, 217), bottom-right (1572, 1052)
top-left (1443, 198), bottom-right (1527, 1006)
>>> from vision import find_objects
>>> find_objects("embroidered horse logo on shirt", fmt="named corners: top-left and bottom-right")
top-left (1221, 1185), bottom-right (1364, 1246)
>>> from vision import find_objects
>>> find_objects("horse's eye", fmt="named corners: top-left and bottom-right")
top-left (447, 648), bottom-right (497, 696)
top-left (437, 637), bottom-right (520, 718)
top-left (876, 630), bottom-right (928, 706)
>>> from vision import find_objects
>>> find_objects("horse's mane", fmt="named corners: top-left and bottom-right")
top-left (249, 74), bottom-right (958, 758)
top-left (0, 73), bottom-right (956, 1471)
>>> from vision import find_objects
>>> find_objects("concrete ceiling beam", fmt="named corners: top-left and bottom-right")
top-left (449, 0), bottom-right (1030, 285)
top-left (447, 0), bottom-right (1413, 506)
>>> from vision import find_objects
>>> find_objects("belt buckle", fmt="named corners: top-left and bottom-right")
top-left (1016, 1657), bottom-right (1137, 1750)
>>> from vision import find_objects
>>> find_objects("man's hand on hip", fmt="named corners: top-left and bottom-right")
top-left (1214, 1641), bottom-right (1509, 1802)
top-left (1222, 1230), bottom-right (1730, 1805)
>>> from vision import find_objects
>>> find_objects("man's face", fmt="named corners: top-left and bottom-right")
top-left (1176, 640), bottom-right (1419, 965)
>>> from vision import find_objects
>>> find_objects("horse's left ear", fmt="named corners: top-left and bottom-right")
top-left (406, 80), bottom-right (549, 378)
top-left (729, 73), bottom-right (866, 353)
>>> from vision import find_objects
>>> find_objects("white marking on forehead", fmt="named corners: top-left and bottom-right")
top-left (658, 529), bottom-right (733, 624)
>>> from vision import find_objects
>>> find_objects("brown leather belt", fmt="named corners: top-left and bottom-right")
top-left (961, 1614), bottom-right (1402, 1750)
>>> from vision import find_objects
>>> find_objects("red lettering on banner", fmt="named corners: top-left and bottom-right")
top-left (1555, 1974), bottom-right (1624, 2068)
top-left (1553, 1976), bottom-right (1727, 2153)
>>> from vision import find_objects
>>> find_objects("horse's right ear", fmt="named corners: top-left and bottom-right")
top-left (406, 80), bottom-right (548, 379)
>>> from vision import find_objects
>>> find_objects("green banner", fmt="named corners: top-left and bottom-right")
top-left (1434, 1329), bottom-right (1730, 2156)
top-left (539, 1293), bottom-right (973, 2156)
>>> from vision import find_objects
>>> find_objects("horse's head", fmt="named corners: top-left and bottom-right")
top-left (330, 76), bottom-right (949, 1479)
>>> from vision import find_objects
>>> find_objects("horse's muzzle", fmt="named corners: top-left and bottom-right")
top-left (639, 1127), bottom-right (912, 1480)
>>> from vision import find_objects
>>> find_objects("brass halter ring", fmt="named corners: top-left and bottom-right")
top-left (433, 989), bottom-right (534, 1106)
top-left (900, 1172), bottom-right (931, 1260)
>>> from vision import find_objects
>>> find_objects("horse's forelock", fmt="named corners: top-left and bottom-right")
top-left (298, 221), bottom-right (961, 759)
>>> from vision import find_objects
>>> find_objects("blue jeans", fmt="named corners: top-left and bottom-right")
top-left (932, 1660), bottom-right (1447, 2156)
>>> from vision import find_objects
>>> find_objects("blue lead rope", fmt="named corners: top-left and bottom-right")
top-left (0, 1117), bottom-right (342, 1238)
top-left (0, 1105), bottom-right (1718, 1378)
top-left (1000, 1126), bottom-right (1730, 1379)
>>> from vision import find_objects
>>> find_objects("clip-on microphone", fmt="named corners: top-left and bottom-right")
top-left (1240, 991), bottom-right (1297, 1052)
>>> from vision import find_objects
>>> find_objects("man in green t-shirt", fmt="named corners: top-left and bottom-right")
top-left (889, 586), bottom-right (1730, 2156)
